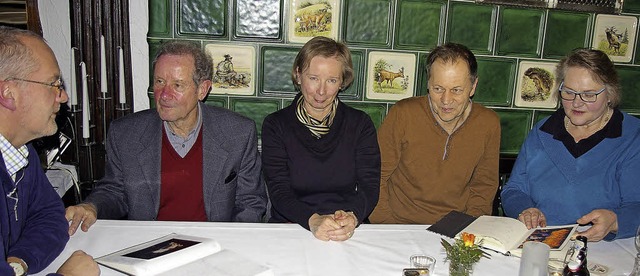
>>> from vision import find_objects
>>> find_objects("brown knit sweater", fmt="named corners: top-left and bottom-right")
top-left (370, 96), bottom-right (500, 224)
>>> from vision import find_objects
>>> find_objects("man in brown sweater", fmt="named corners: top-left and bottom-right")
top-left (370, 43), bottom-right (500, 224)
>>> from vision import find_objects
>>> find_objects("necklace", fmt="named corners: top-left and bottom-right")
top-left (565, 108), bottom-right (612, 138)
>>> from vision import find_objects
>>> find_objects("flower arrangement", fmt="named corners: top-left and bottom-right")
top-left (441, 232), bottom-right (490, 276)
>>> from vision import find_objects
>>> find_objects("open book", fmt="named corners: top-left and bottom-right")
top-left (427, 211), bottom-right (578, 257)
top-left (96, 233), bottom-right (273, 276)
top-left (460, 215), bottom-right (578, 257)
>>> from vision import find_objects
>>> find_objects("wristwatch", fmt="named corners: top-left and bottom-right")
top-left (9, 262), bottom-right (25, 276)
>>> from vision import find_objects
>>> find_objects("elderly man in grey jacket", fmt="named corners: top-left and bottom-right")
top-left (66, 41), bottom-right (267, 235)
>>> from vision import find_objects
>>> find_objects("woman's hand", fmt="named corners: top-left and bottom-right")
top-left (309, 213), bottom-right (342, 241)
top-left (517, 208), bottom-right (547, 229)
top-left (576, 209), bottom-right (618, 242)
top-left (329, 210), bottom-right (358, 241)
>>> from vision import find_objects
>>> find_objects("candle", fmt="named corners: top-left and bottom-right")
top-left (100, 35), bottom-right (107, 96)
top-left (69, 47), bottom-right (78, 105)
top-left (118, 47), bottom-right (126, 104)
top-left (81, 62), bottom-right (90, 139)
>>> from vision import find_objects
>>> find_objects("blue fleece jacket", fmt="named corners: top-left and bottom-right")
top-left (1, 144), bottom-right (69, 274)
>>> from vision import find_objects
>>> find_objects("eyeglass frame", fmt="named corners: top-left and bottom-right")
top-left (558, 81), bottom-right (606, 103)
top-left (3, 77), bottom-right (65, 98)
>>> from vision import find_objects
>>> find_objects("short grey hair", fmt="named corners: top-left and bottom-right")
top-left (152, 40), bottom-right (212, 86)
top-left (0, 26), bottom-right (44, 81)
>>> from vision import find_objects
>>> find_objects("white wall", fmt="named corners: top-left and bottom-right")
top-left (38, 0), bottom-right (150, 112)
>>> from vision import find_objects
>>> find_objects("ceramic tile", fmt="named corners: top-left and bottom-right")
top-left (204, 96), bottom-right (228, 108)
top-left (260, 46), bottom-right (299, 96)
top-left (495, 109), bottom-right (533, 155)
top-left (623, 1), bottom-right (640, 13)
top-left (495, 7), bottom-right (544, 57)
top-left (446, 1), bottom-right (496, 54)
top-left (395, 0), bottom-right (445, 50)
top-left (147, 38), bottom-right (169, 87)
top-left (234, 0), bottom-right (282, 39)
top-left (344, 102), bottom-right (388, 129)
top-left (543, 11), bottom-right (592, 59)
top-left (416, 53), bottom-right (428, 96)
top-left (341, 49), bottom-right (364, 100)
top-left (615, 65), bottom-right (640, 113)
top-left (474, 56), bottom-right (516, 107)
top-left (533, 110), bottom-right (554, 125)
top-left (148, 0), bottom-right (172, 37)
top-left (344, 0), bottom-right (392, 47)
top-left (229, 98), bottom-right (281, 137)
top-left (178, 0), bottom-right (227, 37)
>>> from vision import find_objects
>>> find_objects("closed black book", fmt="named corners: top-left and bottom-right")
top-left (426, 210), bottom-right (477, 238)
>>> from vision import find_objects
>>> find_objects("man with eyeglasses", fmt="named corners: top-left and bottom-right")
top-left (502, 48), bottom-right (640, 241)
top-left (0, 26), bottom-right (99, 275)
top-left (370, 43), bottom-right (501, 224)
top-left (65, 40), bottom-right (267, 234)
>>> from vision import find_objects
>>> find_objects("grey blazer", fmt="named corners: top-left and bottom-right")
top-left (85, 103), bottom-right (267, 222)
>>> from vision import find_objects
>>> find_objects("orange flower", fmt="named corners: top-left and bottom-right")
top-left (462, 232), bottom-right (475, 247)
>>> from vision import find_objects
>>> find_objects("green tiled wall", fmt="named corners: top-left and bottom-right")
top-left (147, 0), bottom-right (640, 155)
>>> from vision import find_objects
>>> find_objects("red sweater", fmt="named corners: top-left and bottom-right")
top-left (156, 128), bottom-right (207, 221)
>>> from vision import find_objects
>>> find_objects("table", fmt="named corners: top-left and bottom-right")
top-left (35, 220), bottom-right (636, 275)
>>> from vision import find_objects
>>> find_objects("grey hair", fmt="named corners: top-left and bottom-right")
top-left (152, 40), bottom-right (212, 86)
top-left (0, 26), bottom-right (44, 81)
top-left (556, 48), bottom-right (620, 108)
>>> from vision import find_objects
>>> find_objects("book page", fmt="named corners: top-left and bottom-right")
top-left (96, 233), bottom-right (222, 275)
top-left (460, 216), bottom-right (530, 254)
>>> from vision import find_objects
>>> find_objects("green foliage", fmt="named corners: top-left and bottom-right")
top-left (299, 1), bottom-right (313, 9)
top-left (374, 59), bottom-right (390, 74)
top-left (441, 237), bottom-right (489, 271)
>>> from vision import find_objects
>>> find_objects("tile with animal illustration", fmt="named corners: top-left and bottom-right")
top-left (205, 44), bottom-right (256, 95)
top-left (592, 14), bottom-right (638, 63)
top-left (288, 0), bottom-right (339, 43)
top-left (514, 61), bottom-right (559, 109)
top-left (366, 51), bottom-right (416, 101)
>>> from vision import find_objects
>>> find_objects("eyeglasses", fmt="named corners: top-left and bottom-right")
top-left (558, 81), bottom-right (605, 103)
top-left (4, 77), bottom-right (65, 98)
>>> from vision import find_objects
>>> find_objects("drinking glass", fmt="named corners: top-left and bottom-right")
top-left (630, 225), bottom-right (640, 276)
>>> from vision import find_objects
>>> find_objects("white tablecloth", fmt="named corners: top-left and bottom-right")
top-left (35, 220), bottom-right (636, 275)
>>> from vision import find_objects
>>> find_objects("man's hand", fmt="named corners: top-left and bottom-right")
top-left (517, 207), bottom-right (547, 229)
top-left (56, 250), bottom-right (100, 276)
top-left (576, 209), bottom-right (618, 242)
top-left (65, 203), bottom-right (98, 236)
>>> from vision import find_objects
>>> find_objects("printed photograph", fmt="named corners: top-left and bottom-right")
top-left (205, 44), bottom-right (256, 95)
top-left (592, 14), bottom-right (638, 63)
top-left (519, 227), bottom-right (574, 250)
top-left (514, 61), bottom-right (558, 109)
top-left (366, 51), bottom-right (416, 101)
top-left (124, 238), bottom-right (200, 260)
top-left (288, 0), bottom-right (339, 43)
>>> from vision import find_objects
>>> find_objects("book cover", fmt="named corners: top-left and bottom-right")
top-left (96, 233), bottom-right (272, 276)
top-left (426, 210), bottom-right (477, 238)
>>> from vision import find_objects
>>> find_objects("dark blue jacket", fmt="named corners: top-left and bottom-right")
top-left (1, 144), bottom-right (68, 274)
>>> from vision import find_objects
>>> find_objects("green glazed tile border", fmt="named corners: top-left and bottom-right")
top-left (229, 98), bottom-right (281, 137)
top-left (474, 56), bottom-right (516, 107)
top-left (446, 2), bottom-right (496, 54)
top-left (147, 38), bottom-right (170, 88)
top-left (177, 0), bottom-right (227, 37)
top-left (495, 7), bottom-right (544, 57)
top-left (495, 109), bottom-right (533, 155)
top-left (616, 65), bottom-right (640, 113)
top-left (394, 0), bottom-right (444, 50)
top-left (344, 101), bottom-right (388, 129)
top-left (148, 0), bottom-right (172, 38)
top-left (342, 49), bottom-right (364, 100)
top-left (259, 46), bottom-right (299, 96)
top-left (234, 0), bottom-right (282, 40)
top-left (344, 0), bottom-right (392, 47)
top-left (543, 11), bottom-right (592, 59)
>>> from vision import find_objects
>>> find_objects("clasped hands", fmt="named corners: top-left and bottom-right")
top-left (518, 207), bottom-right (618, 242)
top-left (308, 210), bottom-right (358, 242)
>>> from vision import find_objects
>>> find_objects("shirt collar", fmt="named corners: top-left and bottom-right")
top-left (163, 103), bottom-right (203, 141)
top-left (0, 133), bottom-right (29, 179)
